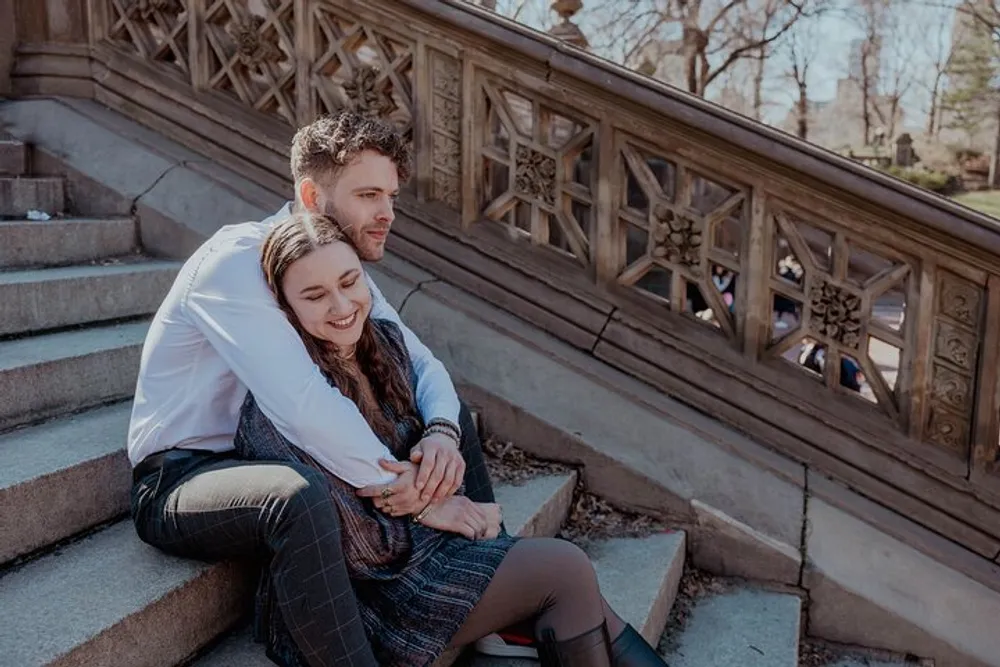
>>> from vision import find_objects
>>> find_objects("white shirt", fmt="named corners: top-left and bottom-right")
top-left (127, 204), bottom-right (460, 487)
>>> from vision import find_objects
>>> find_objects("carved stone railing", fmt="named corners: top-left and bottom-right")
top-left (9, 0), bottom-right (1000, 567)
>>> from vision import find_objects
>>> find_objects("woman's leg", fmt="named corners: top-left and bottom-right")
top-left (449, 537), bottom-right (625, 647)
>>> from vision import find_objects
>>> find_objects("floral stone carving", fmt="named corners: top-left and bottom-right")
top-left (514, 145), bottom-right (556, 206)
top-left (651, 203), bottom-right (703, 269)
top-left (344, 66), bottom-right (395, 118)
top-left (809, 280), bottom-right (862, 349)
top-left (226, 14), bottom-right (284, 70)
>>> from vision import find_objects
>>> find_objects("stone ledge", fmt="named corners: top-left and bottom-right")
top-left (806, 493), bottom-right (1000, 667)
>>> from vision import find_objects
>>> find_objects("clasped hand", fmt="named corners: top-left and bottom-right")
top-left (356, 433), bottom-right (465, 517)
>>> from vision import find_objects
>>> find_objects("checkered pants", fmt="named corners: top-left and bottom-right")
top-left (130, 402), bottom-right (495, 667)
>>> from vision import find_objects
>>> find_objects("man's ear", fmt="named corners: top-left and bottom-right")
top-left (297, 178), bottom-right (319, 211)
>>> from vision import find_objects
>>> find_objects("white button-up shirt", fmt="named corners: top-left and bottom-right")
top-left (127, 204), bottom-right (460, 487)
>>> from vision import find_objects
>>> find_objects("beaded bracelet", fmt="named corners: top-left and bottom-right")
top-left (424, 418), bottom-right (461, 445)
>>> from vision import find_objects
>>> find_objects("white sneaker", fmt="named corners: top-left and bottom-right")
top-left (474, 633), bottom-right (540, 659)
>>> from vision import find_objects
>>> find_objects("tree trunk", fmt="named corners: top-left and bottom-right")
top-left (753, 49), bottom-right (766, 120)
top-left (927, 70), bottom-right (942, 136)
top-left (797, 80), bottom-right (809, 139)
top-left (682, 23), bottom-right (700, 94)
top-left (990, 101), bottom-right (1000, 189)
top-left (887, 97), bottom-right (899, 140)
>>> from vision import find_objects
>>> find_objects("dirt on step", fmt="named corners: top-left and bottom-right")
top-left (482, 436), bottom-right (572, 485)
top-left (559, 485), bottom-right (667, 545)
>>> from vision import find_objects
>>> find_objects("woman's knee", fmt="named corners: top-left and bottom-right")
top-left (529, 538), bottom-right (600, 594)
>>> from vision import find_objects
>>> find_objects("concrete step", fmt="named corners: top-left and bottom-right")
top-left (0, 521), bottom-right (249, 667)
top-left (0, 261), bottom-right (180, 336)
top-left (192, 473), bottom-right (579, 667)
top-left (0, 176), bottom-right (64, 217)
top-left (590, 532), bottom-right (686, 644)
top-left (660, 586), bottom-right (803, 667)
top-left (0, 320), bottom-right (148, 431)
top-left (0, 218), bottom-right (136, 268)
top-left (0, 402), bottom-right (132, 563)
top-left (0, 140), bottom-right (28, 175)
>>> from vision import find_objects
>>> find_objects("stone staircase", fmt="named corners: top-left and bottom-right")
top-left (0, 137), bottom-right (915, 667)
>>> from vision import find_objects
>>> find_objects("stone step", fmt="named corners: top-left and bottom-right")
top-left (0, 260), bottom-right (180, 336)
top-left (0, 176), bottom-right (64, 218)
top-left (192, 473), bottom-right (580, 667)
top-left (0, 402), bottom-right (132, 563)
top-left (0, 140), bottom-right (28, 175)
top-left (660, 586), bottom-right (803, 667)
top-left (0, 521), bottom-right (249, 667)
top-left (0, 218), bottom-right (136, 268)
top-left (0, 320), bottom-right (148, 431)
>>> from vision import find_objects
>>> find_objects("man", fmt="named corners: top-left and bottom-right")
top-left (128, 111), bottom-right (507, 667)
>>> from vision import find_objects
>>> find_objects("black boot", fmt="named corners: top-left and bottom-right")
top-left (610, 624), bottom-right (668, 666)
top-left (537, 622), bottom-right (612, 667)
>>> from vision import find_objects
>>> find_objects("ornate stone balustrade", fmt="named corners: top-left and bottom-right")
top-left (8, 0), bottom-right (1000, 567)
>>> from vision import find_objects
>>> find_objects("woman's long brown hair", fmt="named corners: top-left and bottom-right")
top-left (261, 211), bottom-right (419, 450)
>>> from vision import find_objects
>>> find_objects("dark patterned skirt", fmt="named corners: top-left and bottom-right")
top-left (257, 531), bottom-right (517, 667)
top-left (235, 393), bottom-right (518, 667)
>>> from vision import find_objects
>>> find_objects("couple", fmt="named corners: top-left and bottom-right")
top-left (127, 111), bottom-right (668, 667)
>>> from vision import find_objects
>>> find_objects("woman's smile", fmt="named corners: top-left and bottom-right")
top-left (328, 311), bottom-right (359, 330)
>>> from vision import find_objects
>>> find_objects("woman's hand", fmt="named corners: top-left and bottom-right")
top-left (479, 502), bottom-right (503, 540)
top-left (418, 497), bottom-right (503, 540)
top-left (419, 498), bottom-right (503, 540)
top-left (356, 459), bottom-right (424, 517)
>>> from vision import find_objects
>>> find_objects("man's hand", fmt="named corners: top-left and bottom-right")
top-left (410, 433), bottom-right (465, 503)
top-left (356, 460), bottom-right (425, 517)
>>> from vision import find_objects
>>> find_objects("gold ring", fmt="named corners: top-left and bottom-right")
top-left (381, 487), bottom-right (394, 500)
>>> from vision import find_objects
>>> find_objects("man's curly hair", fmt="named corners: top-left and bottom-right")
top-left (289, 111), bottom-right (412, 185)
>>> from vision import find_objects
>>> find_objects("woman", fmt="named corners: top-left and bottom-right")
top-left (236, 211), bottom-right (667, 667)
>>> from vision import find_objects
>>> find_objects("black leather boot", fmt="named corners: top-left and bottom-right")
top-left (610, 624), bottom-right (668, 666)
top-left (537, 622), bottom-right (613, 667)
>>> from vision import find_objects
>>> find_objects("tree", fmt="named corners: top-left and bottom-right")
top-left (917, 1), bottom-right (958, 137)
top-left (945, 0), bottom-right (1000, 185)
top-left (870, 0), bottom-right (918, 140)
top-left (473, 0), bottom-right (551, 27)
top-left (845, 0), bottom-right (891, 146)
top-left (587, 0), bottom-right (815, 97)
top-left (782, 10), bottom-right (822, 139)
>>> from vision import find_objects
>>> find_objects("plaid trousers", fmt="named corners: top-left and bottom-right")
top-left (130, 402), bottom-right (495, 667)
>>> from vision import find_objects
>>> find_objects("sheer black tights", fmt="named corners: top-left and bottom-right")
top-left (448, 537), bottom-right (626, 647)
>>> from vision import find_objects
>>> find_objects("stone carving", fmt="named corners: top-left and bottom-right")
top-left (930, 364), bottom-right (971, 412)
top-left (925, 407), bottom-right (967, 453)
top-left (809, 280), bottom-right (862, 349)
top-left (923, 271), bottom-right (982, 453)
top-left (433, 170), bottom-right (461, 209)
top-left (432, 55), bottom-right (461, 99)
top-left (651, 203), bottom-right (703, 269)
top-left (344, 66), bottom-right (395, 118)
top-left (939, 273), bottom-right (982, 326)
top-left (433, 133), bottom-right (460, 171)
top-left (132, 0), bottom-right (182, 20)
top-left (226, 14), bottom-right (284, 70)
top-left (514, 145), bottom-right (557, 206)
top-left (433, 96), bottom-right (461, 136)
top-left (933, 321), bottom-right (977, 371)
